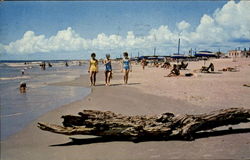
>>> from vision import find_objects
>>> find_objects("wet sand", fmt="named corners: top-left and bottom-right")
top-left (1, 58), bottom-right (250, 160)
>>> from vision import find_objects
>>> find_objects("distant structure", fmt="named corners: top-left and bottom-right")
top-left (194, 51), bottom-right (216, 57)
top-left (227, 48), bottom-right (250, 58)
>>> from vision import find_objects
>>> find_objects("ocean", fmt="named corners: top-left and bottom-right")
top-left (0, 60), bottom-right (91, 140)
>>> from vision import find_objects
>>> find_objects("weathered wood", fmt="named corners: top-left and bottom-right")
top-left (38, 108), bottom-right (250, 140)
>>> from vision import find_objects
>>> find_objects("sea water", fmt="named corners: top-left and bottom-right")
top-left (0, 61), bottom-right (91, 140)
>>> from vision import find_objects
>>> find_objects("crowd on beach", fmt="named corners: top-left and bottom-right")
top-left (86, 51), bottom-right (248, 86)
top-left (86, 50), bottom-right (221, 86)
top-left (19, 51), bottom-right (249, 92)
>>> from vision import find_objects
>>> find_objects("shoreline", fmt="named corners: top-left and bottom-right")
top-left (0, 62), bottom-right (90, 140)
top-left (1, 58), bottom-right (250, 159)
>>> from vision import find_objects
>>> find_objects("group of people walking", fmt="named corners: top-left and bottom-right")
top-left (88, 52), bottom-right (132, 86)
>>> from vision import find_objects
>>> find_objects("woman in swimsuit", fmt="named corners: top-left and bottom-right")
top-left (104, 54), bottom-right (112, 86)
top-left (121, 52), bottom-right (132, 84)
top-left (88, 53), bottom-right (98, 86)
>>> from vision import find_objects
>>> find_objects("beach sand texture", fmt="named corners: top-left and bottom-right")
top-left (1, 58), bottom-right (250, 160)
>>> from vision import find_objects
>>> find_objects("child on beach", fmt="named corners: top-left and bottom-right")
top-left (104, 54), bottom-right (112, 86)
top-left (19, 81), bottom-right (26, 93)
top-left (88, 53), bottom-right (98, 86)
top-left (121, 52), bottom-right (132, 84)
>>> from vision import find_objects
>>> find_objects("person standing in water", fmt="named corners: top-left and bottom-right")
top-left (104, 54), bottom-right (112, 86)
top-left (121, 52), bottom-right (132, 84)
top-left (88, 53), bottom-right (98, 86)
top-left (21, 69), bottom-right (25, 75)
top-left (65, 61), bottom-right (69, 67)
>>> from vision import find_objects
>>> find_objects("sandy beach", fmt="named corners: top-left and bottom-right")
top-left (1, 58), bottom-right (250, 160)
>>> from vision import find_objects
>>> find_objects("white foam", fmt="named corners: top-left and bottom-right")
top-left (1, 112), bottom-right (23, 118)
top-left (28, 83), bottom-right (47, 88)
top-left (0, 76), bottom-right (30, 80)
top-left (4, 63), bottom-right (27, 67)
top-left (4, 63), bottom-right (40, 67)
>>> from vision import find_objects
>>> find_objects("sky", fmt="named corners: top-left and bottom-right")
top-left (0, 1), bottom-right (250, 60)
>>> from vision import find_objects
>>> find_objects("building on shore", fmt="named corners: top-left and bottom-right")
top-left (227, 49), bottom-right (250, 58)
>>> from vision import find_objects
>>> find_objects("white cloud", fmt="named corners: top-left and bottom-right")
top-left (214, 0), bottom-right (250, 39)
top-left (177, 20), bottom-right (190, 30)
top-left (188, 14), bottom-right (225, 43)
top-left (184, 0), bottom-right (250, 45)
top-left (1, 26), bottom-right (177, 54)
top-left (4, 31), bottom-right (49, 54)
top-left (1, 1), bottom-right (250, 56)
top-left (148, 25), bottom-right (176, 42)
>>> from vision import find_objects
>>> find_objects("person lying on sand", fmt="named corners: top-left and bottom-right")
top-left (219, 67), bottom-right (239, 72)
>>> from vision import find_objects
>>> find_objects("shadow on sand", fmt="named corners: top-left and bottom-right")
top-left (50, 128), bottom-right (250, 147)
top-left (95, 83), bottom-right (140, 87)
top-left (201, 71), bottom-right (223, 74)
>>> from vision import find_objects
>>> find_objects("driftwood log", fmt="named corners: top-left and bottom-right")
top-left (38, 108), bottom-right (250, 141)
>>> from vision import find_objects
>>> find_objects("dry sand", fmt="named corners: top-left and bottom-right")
top-left (1, 58), bottom-right (250, 160)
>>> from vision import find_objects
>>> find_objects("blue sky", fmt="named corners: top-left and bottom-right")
top-left (0, 1), bottom-right (250, 60)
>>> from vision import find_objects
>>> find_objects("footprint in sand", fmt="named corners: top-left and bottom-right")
top-left (188, 95), bottom-right (206, 103)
